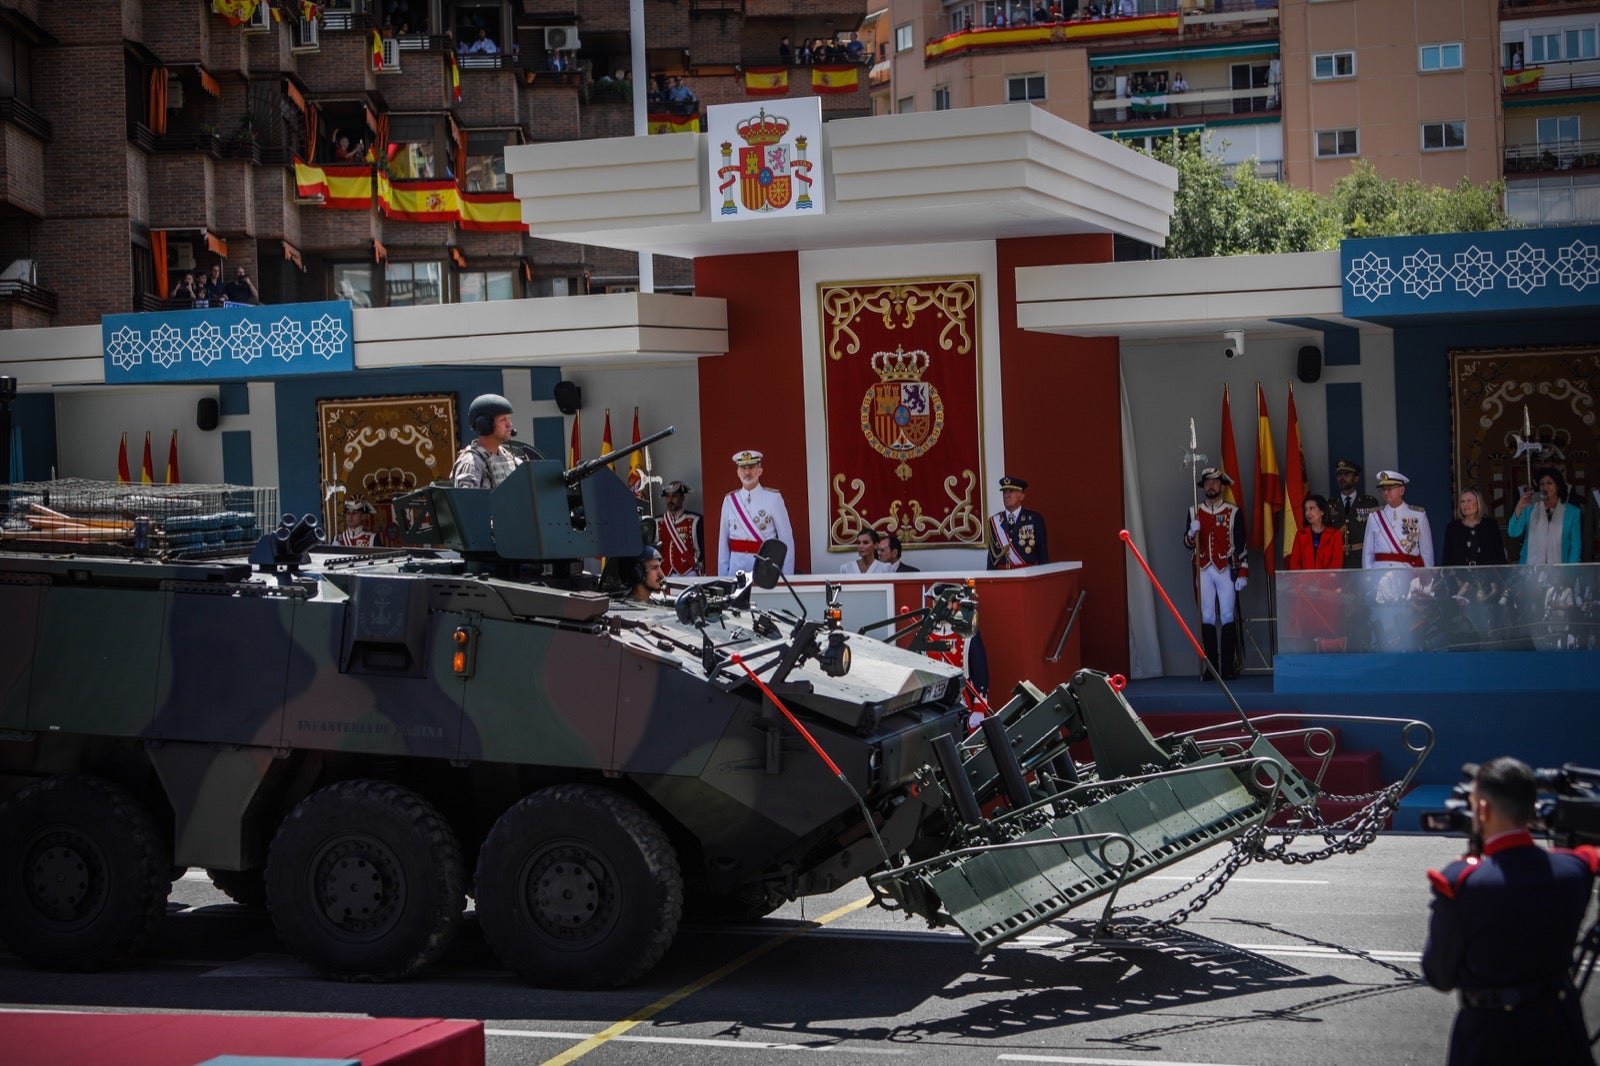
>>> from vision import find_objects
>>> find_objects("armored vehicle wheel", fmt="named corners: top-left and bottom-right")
top-left (475, 784), bottom-right (684, 988)
top-left (265, 780), bottom-right (464, 982)
top-left (0, 774), bottom-right (171, 971)
top-left (205, 866), bottom-right (268, 910)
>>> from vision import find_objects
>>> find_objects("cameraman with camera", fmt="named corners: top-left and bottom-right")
top-left (1423, 757), bottom-right (1598, 1065)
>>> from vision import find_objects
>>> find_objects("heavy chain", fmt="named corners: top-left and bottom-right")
top-left (1109, 822), bottom-right (1268, 932)
top-left (1257, 783), bottom-right (1404, 865)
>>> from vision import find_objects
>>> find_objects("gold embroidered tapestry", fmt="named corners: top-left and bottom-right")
top-left (317, 394), bottom-right (458, 543)
top-left (818, 276), bottom-right (984, 552)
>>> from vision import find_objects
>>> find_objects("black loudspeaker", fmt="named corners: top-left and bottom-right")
top-left (553, 380), bottom-right (582, 415)
top-left (1297, 345), bottom-right (1323, 384)
top-left (196, 396), bottom-right (220, 432)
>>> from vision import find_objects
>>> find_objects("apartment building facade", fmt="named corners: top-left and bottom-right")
top-left (0, 0), bottom-right (872, 332)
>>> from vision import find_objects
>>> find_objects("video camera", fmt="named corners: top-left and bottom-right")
top-left (1420, 763), bottom-right (1600, 848)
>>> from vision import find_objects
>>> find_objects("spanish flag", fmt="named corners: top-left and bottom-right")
top-left (294, 159), bottom-right (329, 200)
top-left (165, 429), bottom-right (181, 485)
top-left (1281, 383), bottom-right (1306, 567)
top-left (601, 409), bottom-right (613, 469)
top-left (371, 28), bottom-right (384, 71)
top-left (744, 67), bottom-right (788, 97)
top-left (211, 0), bottom-right (261, 26)
top-left (627, 407), bottom-right (644, 495)
top-left (1503, 66), bottom-right (1544, 92)
top-left (449, 52), bottom-right (461, 102)
top-left (378, 174), bottom-right (460, 223)
top-left (117, 432), bottom-right (131, 483)
top-left (569, 410), bottom-right (581, 466)
top-left (812, 65), bottom-right (859, 94)
top-left (647, 112), bottom-right (701, 134)
top-left (140, 431), bottom-right (155, 486)
top-left (1219, 385), bottom-right (1243, 511)
top-left (321, 164), bottom-right (375, 209)
top-left (459, 190), bottom-right (523, 232)
top-left (1252, 383), bottom-right (1281, 576)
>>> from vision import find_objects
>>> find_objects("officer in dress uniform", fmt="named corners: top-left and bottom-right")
top-left (656, 480), bottom-right (704, 576)
top-left (1423, 757), bottom-right (1598, 1066)
top-left (986, 475), bottom-right (1048, 569)
top-left (1325, 458), bottom-right (1380, 569)
top-left (717, 450), bottom-right (795, 577)
top-left (1362, 469), bottom-right (1434, 569)
top-left (1184, 467), bottom-right (1248, 679)
top-left (334, 498), bottom-right (377, 548)
top-left (450, 393), bottom-right (526, 489)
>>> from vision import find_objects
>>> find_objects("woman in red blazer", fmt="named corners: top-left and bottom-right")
top-left (1288, 494), bottom-right (1344, 569)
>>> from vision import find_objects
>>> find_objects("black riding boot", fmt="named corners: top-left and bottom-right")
top-left (1221, 621), bottom-right (1239, 680)
top-left (1201, 623), bottom-right (1218, 681)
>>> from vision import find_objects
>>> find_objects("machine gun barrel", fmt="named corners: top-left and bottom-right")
top-left (563, 426), bottom-right (676, 488)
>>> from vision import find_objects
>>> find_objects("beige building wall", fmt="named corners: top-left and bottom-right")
top-left (1281, 0), bottom-right (1502, 193)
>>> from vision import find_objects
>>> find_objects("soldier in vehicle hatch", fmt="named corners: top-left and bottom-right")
top-left (620, 546), bottom-right (666, 603)
top-left (451, 393), bottom-right (524, 488)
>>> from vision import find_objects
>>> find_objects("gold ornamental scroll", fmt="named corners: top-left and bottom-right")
top-left (819, 277), bottom-right (984, 553)
top-left (318, 394), bottom-right (458, 545)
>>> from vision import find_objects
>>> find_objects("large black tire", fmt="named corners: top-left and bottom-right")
top-left (264, 779), bottom-right (464, 982)
top-left (475, 784), bottom-right (683, 988)
top-left (205, 866), bottom-right (268, 910)
top-left (0, 774), bottom-right (171, 971)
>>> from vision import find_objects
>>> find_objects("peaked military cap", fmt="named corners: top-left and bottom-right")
top-left (1375, 469), bottom-right (1409, 487)
top-left (663, 480), bottom-right (692, 495)
top-left (1197, 467), bottom-right (1234, 486)
top-left (1335, 458), bottom-right (1362, 475)
top-left (999, 475), bottom-right (1028, 492)
top-left (732, 449), bottom-right (763, 466)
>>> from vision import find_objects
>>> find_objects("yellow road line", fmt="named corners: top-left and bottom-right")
top-left (539, 895), bottom-right (875, 1066)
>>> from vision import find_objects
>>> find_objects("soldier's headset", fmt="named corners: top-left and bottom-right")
top-left (470, 397), bottom-right (517, 437)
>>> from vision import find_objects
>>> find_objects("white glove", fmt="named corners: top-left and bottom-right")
top-left (1234, 577), bottom-right (1248, 592)
top-left (1188, 519), bottom-right (1200, 536)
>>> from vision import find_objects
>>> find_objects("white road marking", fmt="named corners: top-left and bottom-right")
top-left (999, 1056), bottom-right (1259, 1066)
top-left (487, 1028), bottom-right (908, 1054)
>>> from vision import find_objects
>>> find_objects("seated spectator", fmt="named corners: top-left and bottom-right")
top-left (224, 266), bottom-right (259, 305)
top-left (202, 263), bottom-right (227, 306)
top-left (170, 272), bottom-right (198, 303)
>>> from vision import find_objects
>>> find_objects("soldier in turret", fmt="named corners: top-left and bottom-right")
top-left (1185, 467), bottom-right (1248, 679)
top-left (620, 546), bottom-right (666, 603)
top-left (451, 393), bottom-right (523, 489)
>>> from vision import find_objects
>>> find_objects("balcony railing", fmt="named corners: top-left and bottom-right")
top-left (395, 33), bottom-right (452, 52)
top-left (1501, 0), bottom-right (1600, 12)
top-left (0, 279), bottom-right (57, 315)
top-left (1090, 84), bottom-right (1279, 126)
top-left (1503, 58), bottom-right (1600, 95)
top-left (927, 6), bottom-right (1181, 62)
top-left (0, 97), bottom-right (52, 142)
top-left (1505, 137), bottom-right (1600, 174)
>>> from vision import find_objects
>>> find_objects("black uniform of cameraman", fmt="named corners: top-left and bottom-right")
top-left (1422, 757), bottom-right (1598, 1066)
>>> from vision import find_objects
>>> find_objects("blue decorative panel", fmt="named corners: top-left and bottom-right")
top-left (1341, 226), bottom-right (1600, 319)
top-left (102, 301), bottom-right (355, 384)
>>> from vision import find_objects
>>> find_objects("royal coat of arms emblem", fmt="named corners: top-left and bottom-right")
top-left (716, 108), bottom-right (815, 215)
top-left (860, 346), bottom-right (945, 481)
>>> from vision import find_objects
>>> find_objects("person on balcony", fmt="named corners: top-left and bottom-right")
top-left (462, 27), bottom-right (497, 55)
top-left (170, 272), bottom-right (198, 305)
top-left (1509, 467), bottom-right (1583, 564)
top-left (333, 133), bottom-right (363, 163)
top-left (225, 266), bottom-right (259, 305)
top-left (667, 77), bottom-right (697, 115)
top-left (202, 263), bottom-right (226, 306)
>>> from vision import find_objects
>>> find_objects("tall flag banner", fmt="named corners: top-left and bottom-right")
top-left (140, 431), bottom-right (155, 485)
top-left (458, 191), bottom-right (523, 231)
top-left (1282, 383), bottom-right (1307, 565)
top-left (1252, 383), bottom-right (1282, 576)
top-left (372, 29), bottom-right (384, 71)
top-left (166, 429), bottom-right (180, 485)
top-left (601, 409), bottom-right (614, 470)
top-left (1219, 385), bottom-right (1244, 511)
top-left (569, 410), bottom-right (581, 467)
top-left (811, 65), bottom-right (859, 94)
top-left (627, 407), bottom-right (644, 494)
top-left (117, 432), bottom-right (131, 484)
top-left (744, 67), bottom-right (789, 96)
top-left (449, 52), bottom-right (461, 101)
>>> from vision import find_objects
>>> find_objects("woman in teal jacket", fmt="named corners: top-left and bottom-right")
top-left (1507, 467), bottom-right (1583, 563)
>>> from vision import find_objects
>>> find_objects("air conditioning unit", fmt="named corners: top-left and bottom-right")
top-left (167, 78), bottom-right (185, 109)
top-left (1091, 73), bottom-right (1112, 93)
top-left (0, 258), bottom-right (37, 284)
top-left (291, 17), bottom-right (320, 50)
top-left (380, 36), bottom-right (401, 70)
top-left (244, 3), bottom-right (270, 31)
top-left (167, 244), bottom-right (195, 272)
top-left (544, 25), bottom-right (581, 51)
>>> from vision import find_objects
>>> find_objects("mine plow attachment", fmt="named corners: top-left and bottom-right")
top-left (870, 754), bottom-right (1292, 952)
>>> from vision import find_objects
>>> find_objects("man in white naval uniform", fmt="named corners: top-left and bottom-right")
top-left (717, 449), bottom-right (795, 577)
top-left (1362, 469), bottom-right (1434, 569)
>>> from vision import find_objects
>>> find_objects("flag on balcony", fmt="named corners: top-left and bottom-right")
top-left (744, 67), bottom-right (788, 97)
top-left (372, 28), bottom-right (384, 71)
top-left (812, 65), bottom-right (859, 94)
top-left (459, 191), bottom-right (523, 232)
top-left (165, 429), bottom-right (180, 485)
top-left (1503, 66), bottom-right (1543, 93)
top-left (377, 175), bottom-right (460, 223)
top-left (117, 433), bottom-right (131, 483)
top-left (450, 53), bottom-right (461, 102)
top-left (294, 159), bottom-right (329, 200)
top-left (647, 113), bottom-right (701, 134)
top-left (321, 164), bottom-right (375, 209)
top-left (140, 431), bottom-right (155, 486)
top-left (1130, 93), bottom-right (1168, 114)
top-left (211, 0), bottom-right (262, 26)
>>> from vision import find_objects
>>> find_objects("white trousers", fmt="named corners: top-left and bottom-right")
top-left (1199, 565), bottom-right (1236, 625)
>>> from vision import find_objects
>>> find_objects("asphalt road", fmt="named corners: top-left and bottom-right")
top-left (2, 834), bottom-right (1596, 1066)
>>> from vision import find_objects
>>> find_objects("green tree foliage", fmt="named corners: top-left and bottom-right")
top-left (1147, 135), bottom-right (1514, 258)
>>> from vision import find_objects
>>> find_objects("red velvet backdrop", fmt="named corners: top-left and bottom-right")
top-left (694, 251), bottom-right (812, 568)
top-left (818, 277), bottom-right (985, 553)
top-left (996, 235), bottom-right (1128, 674)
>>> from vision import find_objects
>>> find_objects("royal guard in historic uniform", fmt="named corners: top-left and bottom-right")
top-left (1326, 457), bottom-right (1380, 569)
top-left (1423, 757), bottom-right (1598, 1066)
top-left (656, 480), bottom-right (704, 577)
top-left (334, 498), bottom-right (377, 548)
top-left (986, 475), bottom-right (1048, 569)
top-left (1362, 469), bottom-right (1434, 569)
top-left (717, 449), bottom-right (795, 577)
top-left (1185, 467), bottom-right (1248, 679)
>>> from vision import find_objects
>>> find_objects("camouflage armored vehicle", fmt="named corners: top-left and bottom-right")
top-left (0, 435), bottom-right (1432, 988)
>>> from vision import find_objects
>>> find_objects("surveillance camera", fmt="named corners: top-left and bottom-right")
top-left (1222, 330), bottom-right (1245, 359)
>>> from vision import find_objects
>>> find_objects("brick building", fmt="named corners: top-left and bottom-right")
top-left (0, 0), bottom-right (873, 331)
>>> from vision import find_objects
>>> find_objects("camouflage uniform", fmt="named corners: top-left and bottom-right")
top-left (1326, 489), bottom-right (1379, 569)
top-left (451, 441), bottom-right (523, 489)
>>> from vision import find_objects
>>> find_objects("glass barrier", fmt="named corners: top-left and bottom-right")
top-left (1274, 562), bottom-right (1600, 654)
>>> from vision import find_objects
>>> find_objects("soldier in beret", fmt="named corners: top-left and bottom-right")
top-left (718, 449), bottom-right (794, 577)
top-left (1326, 458), bottom-right (1380, 569)
top-left (657, 479), bottom-right (704, 576)
top-left (986, 475), bottom-right (1048, 569)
